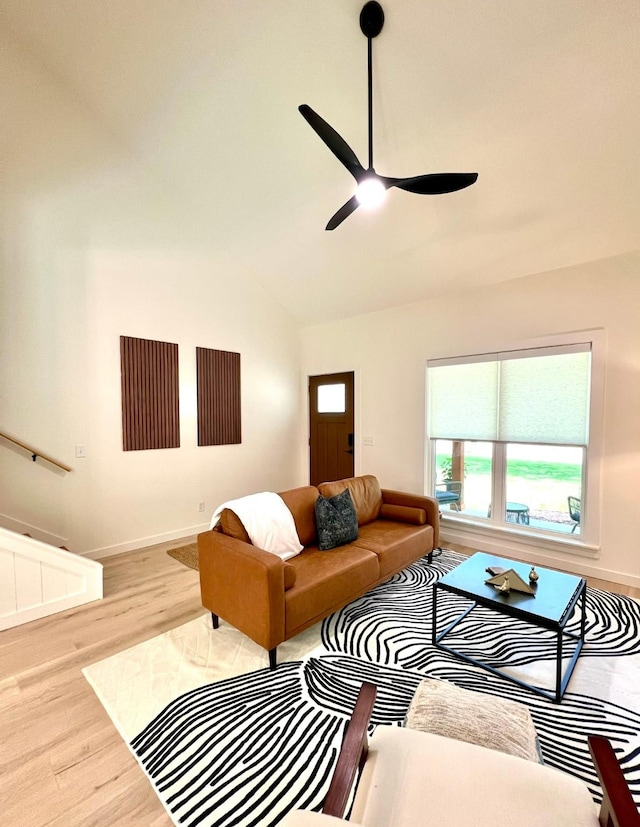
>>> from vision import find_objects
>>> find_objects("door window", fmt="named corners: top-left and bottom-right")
top-left (317, 383), bottom-right (346, 413)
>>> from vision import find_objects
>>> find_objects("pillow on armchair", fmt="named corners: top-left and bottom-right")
top-left (405, 678), bottom-right (542, 763)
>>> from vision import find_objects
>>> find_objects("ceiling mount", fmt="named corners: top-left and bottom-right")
top-left (299, 2), bottom-right (478, 230)
top-left (359, 1), bottom-right (384, 38)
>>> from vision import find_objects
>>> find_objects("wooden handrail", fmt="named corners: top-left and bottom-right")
top-left (0, 431), bottom-right (72, 473)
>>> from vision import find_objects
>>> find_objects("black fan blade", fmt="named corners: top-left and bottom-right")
top-left (326, 195), bottom-right (360, 231)
top-left (380, 172), bottom-right (478, 195)
top-left (299, 105), bottom-right (366, 182)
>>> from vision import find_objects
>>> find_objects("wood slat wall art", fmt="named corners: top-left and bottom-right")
top-left (120, 336), bottom-right (180, 451)
top-left (196, 347), bottom-right (241, 446)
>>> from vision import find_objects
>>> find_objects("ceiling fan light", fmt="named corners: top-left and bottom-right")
top-left (356, 177), bottom-right (386, 209)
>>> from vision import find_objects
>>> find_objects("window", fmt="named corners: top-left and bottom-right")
top-left (427, 342), bottom-right (593, 539)
top-left (317, 383), bottom-right (346, 413)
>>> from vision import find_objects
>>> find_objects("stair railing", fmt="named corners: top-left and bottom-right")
top-left (0, 431), bottom-right (72, 472)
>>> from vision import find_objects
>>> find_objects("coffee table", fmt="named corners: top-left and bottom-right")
top-left (432, 552), bottom-right (586, 703)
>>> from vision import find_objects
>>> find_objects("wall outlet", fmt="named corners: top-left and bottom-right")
top-left (363, 436), bottom-right (375, 446)
top-left (198, 501), bottom-right (206, 513)
top-left (75, 444), bottom-right (87, 458)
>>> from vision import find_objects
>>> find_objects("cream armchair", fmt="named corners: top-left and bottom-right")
top-left (282, 682), bottom-right (639, 827)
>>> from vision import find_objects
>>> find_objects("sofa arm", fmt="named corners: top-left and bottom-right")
top-left (381, 489), bottom-right (440, 549)
top-left (197, 529), bottom-right (286, 651)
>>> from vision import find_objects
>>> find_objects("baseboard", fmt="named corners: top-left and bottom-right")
top-left (440, 525), bottom-right (640, 590)
top-left (81, 523), bottom-right (209, 560)
top-left (0, 512), bottom-right (68, 549)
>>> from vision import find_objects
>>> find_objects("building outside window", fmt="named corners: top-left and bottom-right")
top-left (426, 339), bottom-right (595, 541)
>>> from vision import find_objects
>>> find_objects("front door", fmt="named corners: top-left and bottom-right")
top-left (309, 372), bottom-right (355, 486)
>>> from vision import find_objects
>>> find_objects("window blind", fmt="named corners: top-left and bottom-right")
top-left (427, 343), bottom-right (591, 446)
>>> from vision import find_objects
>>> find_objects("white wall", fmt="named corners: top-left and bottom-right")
top-left (0, 32), bottom-right (305, 557)
top-left (301, 253), bottom-right (640, 586)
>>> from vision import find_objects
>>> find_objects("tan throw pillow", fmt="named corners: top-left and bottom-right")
top-left (405, 678), bottom-right (542, 763)
top-left (219, 508), bottom-right (251, 543)
top-left (317, 475), bottom-right (382, 526)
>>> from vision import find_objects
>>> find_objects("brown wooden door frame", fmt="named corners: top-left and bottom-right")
top-left (308, 371), bottom-right (355, 486)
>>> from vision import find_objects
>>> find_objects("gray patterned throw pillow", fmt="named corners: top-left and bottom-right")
top-left (315, 489), bottom-right (359, 550)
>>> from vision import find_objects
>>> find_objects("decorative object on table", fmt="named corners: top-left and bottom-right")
top-left (486, 565), bottom-right (507, 576)
top-left (529, 566), bottom-right (539, 584)
top-left (298, 2), bottom-right (477, 230)
top-left (485, 568), bottom-right (536, 596)
top-left (497, 574), bottom-right (511, 594)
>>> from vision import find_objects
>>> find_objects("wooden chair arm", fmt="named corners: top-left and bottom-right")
top-left (322, 682), bottom-right (377, 818)
top-left (589, 736), bottom-right (640, 826)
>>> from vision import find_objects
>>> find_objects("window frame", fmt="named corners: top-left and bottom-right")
top-left (425, 330), bottom-right (605, 553)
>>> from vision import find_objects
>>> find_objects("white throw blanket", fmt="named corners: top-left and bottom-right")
top-left (209, 492), bottom-right (303, 560)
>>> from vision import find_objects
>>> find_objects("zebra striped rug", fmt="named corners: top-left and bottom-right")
top-left (84, 550), bottom-right (640, 827)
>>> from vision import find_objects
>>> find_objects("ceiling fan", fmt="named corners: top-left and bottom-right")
top-left (299, 1), bottom-right (478, 231)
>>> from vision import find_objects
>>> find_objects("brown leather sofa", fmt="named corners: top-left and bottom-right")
top-left (197, 475), bottom-right (439, 668)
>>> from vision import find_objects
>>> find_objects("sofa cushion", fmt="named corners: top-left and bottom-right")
top-left (318, 475), bottom-right (382, 526)
top-left (351, 727), bottom-right (599, 827)
top-left (354, 521), bottom-right (432, 578)
top-left (283, 563), bottom-right (297, 591)
top-left (406, 678), bottom-right (542, 763)
top-left (285, 546), bottom-right (379, 633)
top-left (315, 489), bottom-right (359, 550)
top-left (279, 486), bottom-right (320, 547)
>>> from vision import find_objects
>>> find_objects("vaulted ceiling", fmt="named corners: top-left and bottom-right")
top-left (3, 0), bottom-right (639, 324)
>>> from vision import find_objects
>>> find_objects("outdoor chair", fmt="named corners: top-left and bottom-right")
top-left (568, 496), bottom-right (581, 533)
top-left (434, 480), bottom-right (462, 510)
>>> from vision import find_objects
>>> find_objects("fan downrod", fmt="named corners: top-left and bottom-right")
top-left (360, 1), bottom-right (384, 38)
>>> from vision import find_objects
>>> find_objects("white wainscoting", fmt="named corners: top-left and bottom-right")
top-left (0, 527), bottom-right (103, 630)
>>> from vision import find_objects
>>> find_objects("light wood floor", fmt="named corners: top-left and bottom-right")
top-left (1, 540), bottom-right (638, 826)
